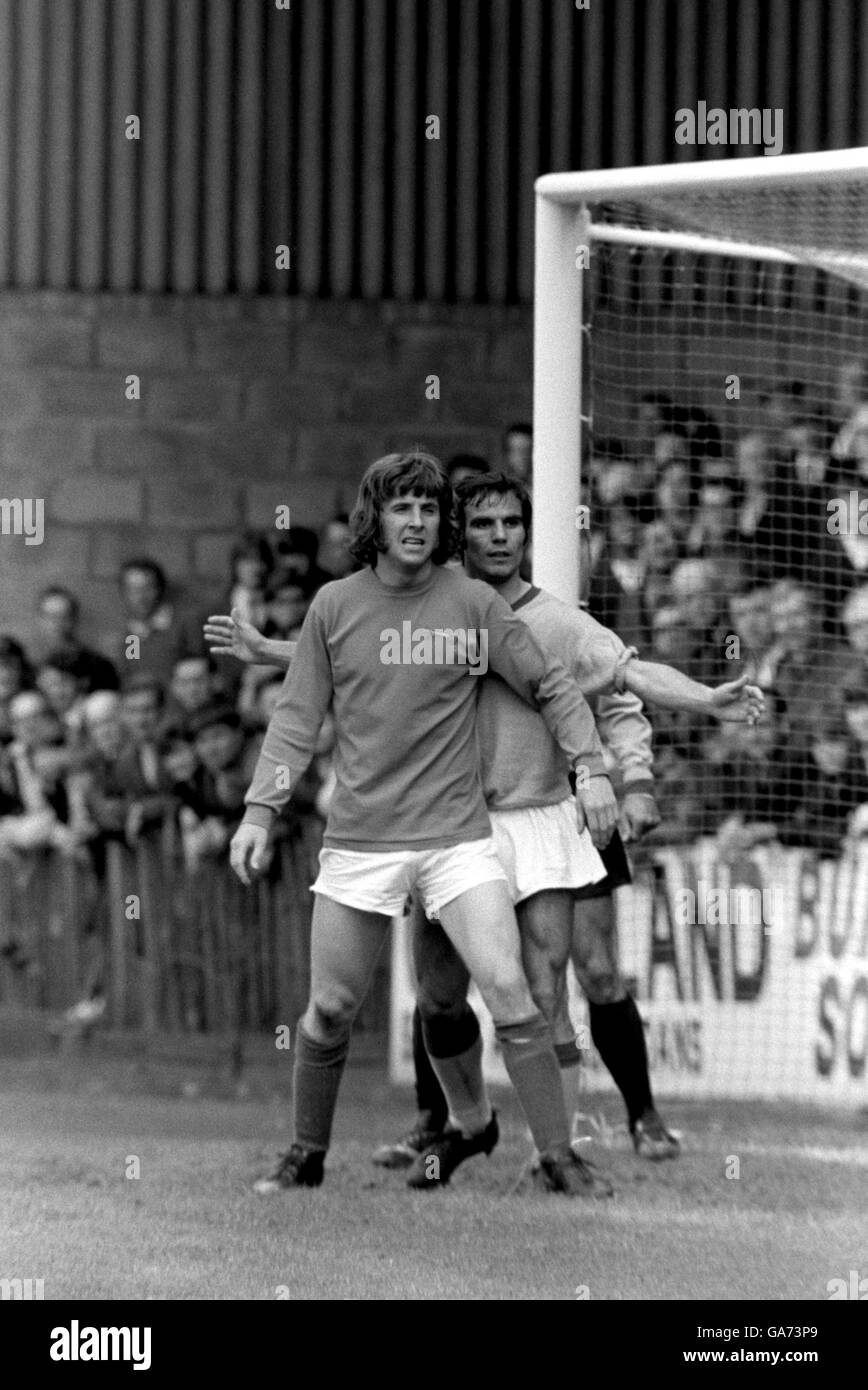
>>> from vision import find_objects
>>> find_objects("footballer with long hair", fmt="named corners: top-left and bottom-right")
top-left (227, 451), bottom-right (620, 1196)
top-left (210, 464), bottom-right (764, 1193)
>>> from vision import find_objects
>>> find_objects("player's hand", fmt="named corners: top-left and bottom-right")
top-left (229, 822), bottom-right (269, 885)
top-left (203, 608), bottom-right (265, 664)
top-left (619, 791), bottom-right (660, 843)
top-left (575, 773), bottom-right (617, 850)
top-left (708, 673), bottom-right (765, 725)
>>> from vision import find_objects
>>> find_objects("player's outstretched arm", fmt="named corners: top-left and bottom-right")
top-left (203, 608), bottom-right (295, 669)
top-left (623, 660), bottom-right (764, 724)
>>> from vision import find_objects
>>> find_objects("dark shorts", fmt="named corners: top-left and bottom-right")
top-left (571, 827), bottom-right (632, 901)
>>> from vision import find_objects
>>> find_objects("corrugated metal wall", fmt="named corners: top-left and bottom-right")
top-left (0, 0), bottom-right (866, 301)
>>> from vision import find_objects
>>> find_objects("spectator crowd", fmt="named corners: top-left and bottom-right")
top-left (0, 517), bottom-right (356, 889)
top-left (583, 363), bottom-right (868, 858)
top-left (3, 382), bottom-right (868, 924)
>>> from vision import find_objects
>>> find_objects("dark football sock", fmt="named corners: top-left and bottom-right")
top-left (589, 995), bottom-right (653, 1127)
top-left (293, 1023), bottom-right (350, 1153)
top-left (422, 1006), bottom-right (489, 1136)
top-left (554, 1039), bottom-right (582, 1069)
top-left (412, 1004), bottom-right (449, 1129)
top-left (495, 1012), bottom-right (570, 1156)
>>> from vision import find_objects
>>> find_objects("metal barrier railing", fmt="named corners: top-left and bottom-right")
top-left (0, 818), bottom-right (389, 1040)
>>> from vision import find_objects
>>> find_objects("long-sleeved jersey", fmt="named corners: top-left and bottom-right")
top-left (242, 565), bottom-right (605, 851)
top-left (477, 585), bottom-right (652, 810)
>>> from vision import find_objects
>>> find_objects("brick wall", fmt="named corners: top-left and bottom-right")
top-left (0, 293), bottom-right (532, 656)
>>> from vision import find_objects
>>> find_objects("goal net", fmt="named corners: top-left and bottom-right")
top-left (533, 150), bottom-right (868, 1106)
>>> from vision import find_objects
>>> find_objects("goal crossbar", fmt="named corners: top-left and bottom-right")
top-left (532, 147), bottom-right (868, 605)
top-left (536, 145), bottom-right (868, 205)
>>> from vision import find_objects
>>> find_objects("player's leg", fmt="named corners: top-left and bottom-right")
top-left (370, 1005), bottom-right (450, 1168)
top-left (516, 889), bottom-right (582, 1122)
top-left (491, 799), bottom-right (606, 1142)
top-left (372, 898), bottom-right (463, 1168)
top-left (512, 889), bottom-right (613, 1196)
top-left (571, 887), bottom-right (679, 1159)
top-left (425, 873), bottom-right (612, 1195)
top-left (255, 891), bottom-right (390, 1191)
top-left (412, 1004), bottom-right (450, 1130)
top-left (414, 909), bottom-right (491, 1140)
top-left (296, 894), bottom-right (390, 1137)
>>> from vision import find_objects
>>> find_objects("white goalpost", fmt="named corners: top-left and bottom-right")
top-left (531, 147), bottom-right (868, 1104)
top-left (532, 145), bottom-right (868, 603)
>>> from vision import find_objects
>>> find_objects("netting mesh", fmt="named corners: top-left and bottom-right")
top-left (576, 185), bottom-right (868, 1100)
top-left (594, 181), bottom-right (868, 291)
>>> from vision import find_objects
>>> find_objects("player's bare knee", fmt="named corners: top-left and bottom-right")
top-left (309, 984), bottom-right (357, 1040)
top-left (416, 984), bottom-right (465, 1023)
top-left (482, 968), bottom-right (536, 1022)
top-left (580, 966), bottom-right (624, 1005)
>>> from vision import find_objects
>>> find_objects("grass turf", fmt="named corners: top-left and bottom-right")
top-left (2, 1050), bottom-right (867, 1300)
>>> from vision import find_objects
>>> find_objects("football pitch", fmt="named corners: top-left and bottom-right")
top-left (2, 1049), bottom-right (866, 1302)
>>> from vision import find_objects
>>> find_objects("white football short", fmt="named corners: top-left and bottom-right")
top-left (489, 796), bottom-right (606, 904)
top-left (311, 836), bottom-right (508, 919)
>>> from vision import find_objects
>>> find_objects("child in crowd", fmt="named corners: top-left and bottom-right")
top-left (225, 532), bottom-right (272, 629)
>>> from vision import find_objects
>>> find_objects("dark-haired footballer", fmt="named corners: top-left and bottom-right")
top-left (209, 468), bottom-right (764, 1190)
top-left (226, 452), bottom-right (620, 1196)
top-left (374, 476), bottom-right (763, 1182)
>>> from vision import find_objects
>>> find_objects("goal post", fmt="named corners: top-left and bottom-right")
top-left (532, 145), bottom-right (868, 605)
top-left (529, 147), bottom-right (868, 1103)
top-left (530, 199), bottom-right (590, 599)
